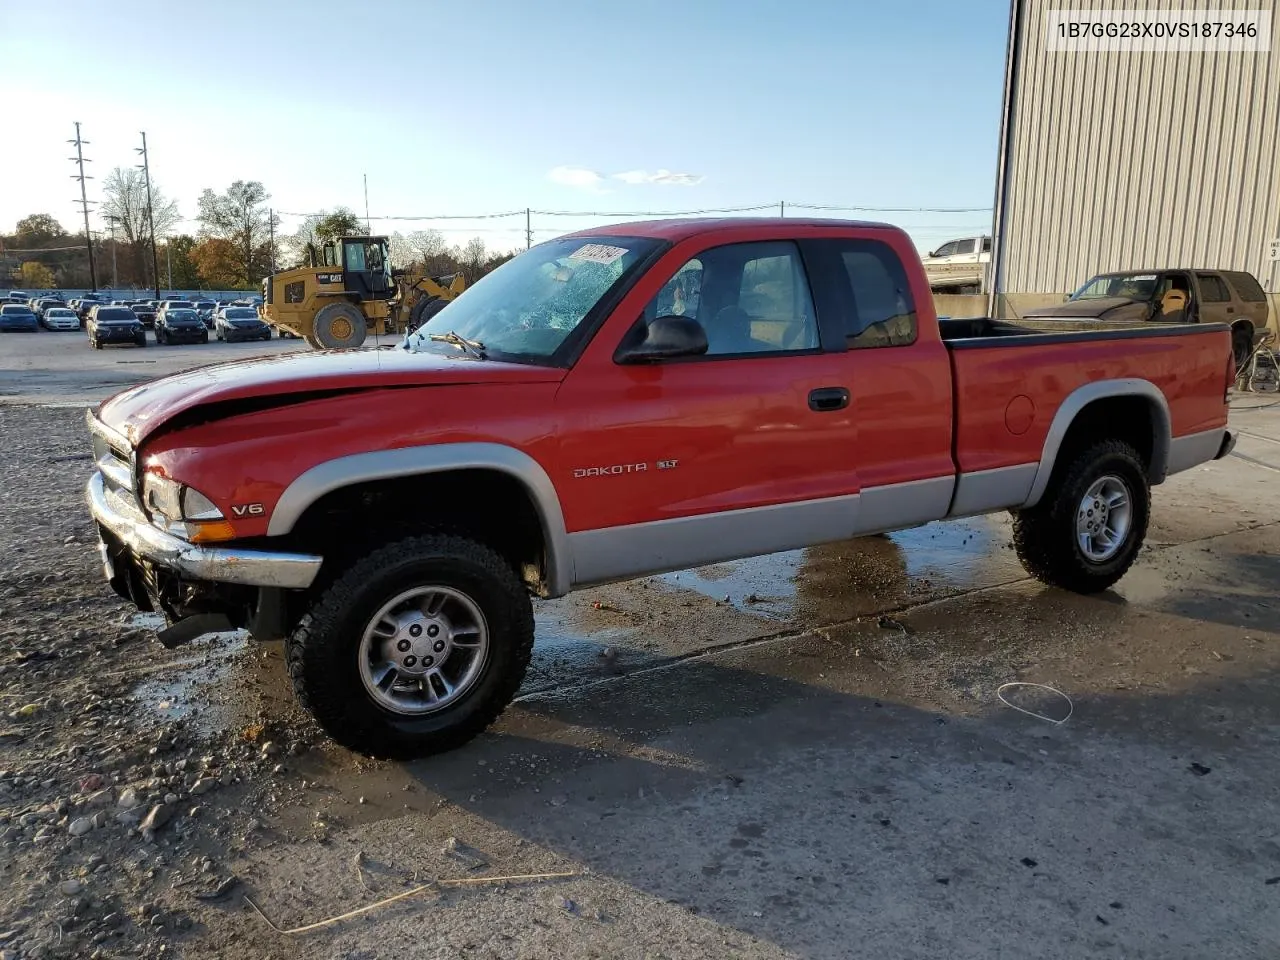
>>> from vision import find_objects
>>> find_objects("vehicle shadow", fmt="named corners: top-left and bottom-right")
top-left (400, 588), bottom-right (1280, 958)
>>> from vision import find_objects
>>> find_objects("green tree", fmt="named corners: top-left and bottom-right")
top-left (196, 181), bottom-right (279, 285)
top-left (14, 214), bottom-right (67, 244)
top-left (165, 235), bottom-right (202, 290)
top-left (19, 261), bottom-right (56, 288)
top-left (287, 207), bottom-right (362, 267)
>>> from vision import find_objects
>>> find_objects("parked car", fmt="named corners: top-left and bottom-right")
top-left (155, 308), bottom-right (208, 345)
top-left (85, 217), bottom-right (1238, 758)
top-left (130, 303), bottom-right (157, 328)
top-left (41, 307), bottom-right (80, 331)
top-left (86, 306), bottom-right (147, 349)
top-left (155, 300), bottom-right (195, 326)
top-left (193, 300), bottom-right (218, 327)
top-left (0, 303), bottom-right (38, 332)
top-left (213, 305), bottom-right (272, 342)
top-left (77, 296), bottom-right (107, 321)
top-left (1023, 268), bottom-right (1271, 367)
top-left (921, 235), bottom-right (991, 293)
top-left (33, 298), bottom-right (66, 319)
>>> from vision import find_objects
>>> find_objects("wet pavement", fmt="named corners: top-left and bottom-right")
top-left (8, 372), bottom-right (1280, 956)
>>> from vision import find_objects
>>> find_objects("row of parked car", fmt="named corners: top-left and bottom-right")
top-left (0, 290), bottom-right (276, 347)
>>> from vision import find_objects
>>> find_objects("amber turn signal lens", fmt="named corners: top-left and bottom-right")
top-left (188, 521), bottom-right (238, 544)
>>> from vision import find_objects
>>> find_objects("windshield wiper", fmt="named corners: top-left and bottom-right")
top-left (427, 330), bottom-right (487, 359)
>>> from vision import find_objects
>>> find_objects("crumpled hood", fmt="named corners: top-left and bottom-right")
top-left (98, 348), bottom-right (565, 445)
top-left (1022, 297), bottom-right (1145, 319)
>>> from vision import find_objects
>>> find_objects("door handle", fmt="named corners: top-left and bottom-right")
top-left (808, 387), bottom-right (850, 412)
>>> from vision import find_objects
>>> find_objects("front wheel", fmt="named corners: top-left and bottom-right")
top-left (312, 301), bottom-right (367, 349)
top-left (286, 534), bottom-right (534, 758)
top-left (1012, 440), bottom-right (1150, 594)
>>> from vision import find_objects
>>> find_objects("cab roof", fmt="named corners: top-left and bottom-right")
top-left (563, 217), bottom-right (897, 242)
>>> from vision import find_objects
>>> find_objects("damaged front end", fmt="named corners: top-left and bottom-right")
top-left (87, 413), bottom-right (321, 648)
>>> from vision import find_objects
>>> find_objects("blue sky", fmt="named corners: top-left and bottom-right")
top-left (2, 0), bottom-right (1009, 253)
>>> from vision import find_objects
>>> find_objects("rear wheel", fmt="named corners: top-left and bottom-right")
top-left (1233, 324), bottom-right (1254, 372)
top-left (312, 301), bottom-right (367, 349)
top-left (286, 534), bottom-right (533, 758)
top-left (1012, 440), bottom-right (1150, 594)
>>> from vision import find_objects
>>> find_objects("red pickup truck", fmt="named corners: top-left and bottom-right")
top-left (86, 219), bottom-right (1237, 757)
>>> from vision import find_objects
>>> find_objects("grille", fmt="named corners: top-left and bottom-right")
top-left (87, 412), bottom-right (137, 501)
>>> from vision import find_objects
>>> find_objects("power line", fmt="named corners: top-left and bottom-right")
top-left (5, 244), bottom-right (98, 254)
top-left (275, 201), bottom-right (991, 222)
top-left (788, 202), bottom-right (993, 213)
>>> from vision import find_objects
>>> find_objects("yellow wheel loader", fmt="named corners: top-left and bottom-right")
top-left (260, 236), bottom-right (466, 349)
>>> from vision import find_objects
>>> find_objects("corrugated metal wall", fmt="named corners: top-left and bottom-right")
top-left (997, 0), bottom-right (1280, 295)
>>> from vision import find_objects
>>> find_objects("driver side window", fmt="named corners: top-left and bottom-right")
top-left (641, 242), bottom-right (818, 357)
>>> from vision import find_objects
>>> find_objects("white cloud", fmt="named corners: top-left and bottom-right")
top-left (549, 165), bottom-right (705, 191)
top-left (548, 166), bottom-right (607, 191)
top-left (613, 169), bottom-right (704, 186)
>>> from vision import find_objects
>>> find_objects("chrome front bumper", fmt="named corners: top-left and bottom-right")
top-left (87, 472), bottom-right (322, 590)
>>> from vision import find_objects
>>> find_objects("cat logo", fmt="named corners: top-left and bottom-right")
top-left (316, 272), bottom-right (343, 284)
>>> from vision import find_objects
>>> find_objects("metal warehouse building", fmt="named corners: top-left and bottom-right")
top-left (990, 0), bottom-right (1280, 327)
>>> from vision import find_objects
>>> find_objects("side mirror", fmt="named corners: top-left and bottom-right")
top-left (615, 315), bottom-right (708, 363)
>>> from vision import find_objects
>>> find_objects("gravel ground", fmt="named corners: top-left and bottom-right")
top-left (2, 398), bottom-right (1279, 959)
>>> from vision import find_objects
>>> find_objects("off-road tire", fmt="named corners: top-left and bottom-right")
top-left (1012, 440), bottom-right (1150, 594)
top-left (407, 297), bottom-right (448, 333)
top-left (286, 534), bottom-right (534, 758)
top-left (312, 301), bottom-right (367, 349)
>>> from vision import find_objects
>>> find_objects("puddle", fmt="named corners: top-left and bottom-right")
top-left (655, 515), bottom-right (1017, 624)
top-left (130, 631), bottom-right (249, 724)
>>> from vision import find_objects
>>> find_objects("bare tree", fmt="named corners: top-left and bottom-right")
top-left (101, 167), bottom-right (180, 286)
top-left (197, 181), bottom-right (279, 285)
top-left (457, 237), bottom-right (487, 284)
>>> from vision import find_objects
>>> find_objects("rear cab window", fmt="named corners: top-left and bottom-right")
top-left (803, 238), bottom-right (918, 349)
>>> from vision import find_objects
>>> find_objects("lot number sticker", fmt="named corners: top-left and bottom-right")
top-left (568, 243), bottom-right (628, 265)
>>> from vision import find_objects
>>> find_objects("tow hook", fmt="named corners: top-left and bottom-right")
top-left (156, 614), bottom-right (234, 649)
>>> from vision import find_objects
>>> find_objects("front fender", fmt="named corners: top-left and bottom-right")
top-left (267, 442), bottom-right (573, 596)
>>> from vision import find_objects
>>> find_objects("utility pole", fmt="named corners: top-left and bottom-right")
top-left (69, 122), bottom-right (98, 292)
top-left (779, 200), bottom-right (785, 218)
top-left (136, 132), bottom-right (161, 300)
top-left (166, 242), bottom-right (172, 291)
top-left (363, 174), bottom-right (371, 234)
top-left (526, 208), bottom-right (532, 250)
top-left (107, 215), bottom-right (119, 288)
top-left (268, 207), bottom-right (276, 274)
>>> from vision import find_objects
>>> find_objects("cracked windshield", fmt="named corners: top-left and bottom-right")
top-left (406, 237), bottom-right (657, 360)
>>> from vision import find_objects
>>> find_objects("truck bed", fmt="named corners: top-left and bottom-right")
top-left (938, 316), bottom-right (1232, 343)
top-left (938, 317), bottom-right (1232, 496)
